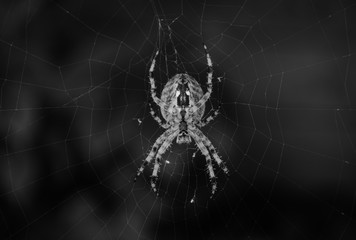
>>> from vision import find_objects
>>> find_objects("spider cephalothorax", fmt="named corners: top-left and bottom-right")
top-left (134, 45), bottom-right (229, 196)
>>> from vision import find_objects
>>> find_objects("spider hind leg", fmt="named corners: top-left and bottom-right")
top-left (191, 44), bottom-right (214, 113)
top-left (149, 50), bottom-right (163, 107)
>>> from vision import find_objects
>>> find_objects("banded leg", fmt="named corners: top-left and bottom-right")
top-left (134, 129), bottom-right (172, 181)
top-left (197, 106), bottom-right (220, 128)
top-left (191, 44), bottom-right (213, 113)
top-left (149, 102), bottom-right (169, 129)
top-left (150, 131), bottom-right (178, 193)
top-left (195, 128), bottom-right (229, 175)
top-left (149, 50), bottom-right (163, 107)
top-left (204, 44), bottom-right (213, 92)
top-left (189, 129), bottom-right (217, 196)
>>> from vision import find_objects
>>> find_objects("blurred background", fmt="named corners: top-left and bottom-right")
top-left (1, 0), bottom-right (356, 239)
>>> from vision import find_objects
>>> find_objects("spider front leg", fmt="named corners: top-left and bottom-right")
top-left (195, 128), bottom-right (229, 175)
top-left (150, 131), bottom-right (178, 194)
top-left (134, 129), bottom-right (173, 182)
top-left (189, 129), bottom-right (218, 196)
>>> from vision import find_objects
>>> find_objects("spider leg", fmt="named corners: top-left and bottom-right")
top-left (150, 130), bottom-right (178, 194)
top-left (197, 106), bottom-right (220, 128)
top-left (149, 50), bottom-right (163, 107)
top-left (149, 102), bottom-right (169, 129)
top-left (204, 44), bottom-right (213, 92)
top-left (134, 129), bottom-right (172, 181)
top-left (198, 129), bottom-right (229, 175)
top-left (189, 129), bottom-right (218, 196)
top-left (191, 44), bottom-right (213, 113)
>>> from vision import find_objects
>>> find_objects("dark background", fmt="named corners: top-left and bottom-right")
top-left (1, 0), bottom-right (356, 239)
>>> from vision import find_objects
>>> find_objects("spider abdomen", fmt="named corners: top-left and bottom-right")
top-left (160, 73), bottom-right (205, 122)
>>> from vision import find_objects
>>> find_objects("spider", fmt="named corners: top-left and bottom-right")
top-left (134, 45), bottom-right (229, 196)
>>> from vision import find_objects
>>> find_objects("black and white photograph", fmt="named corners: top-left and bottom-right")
top-left (1, 0), bottom-right (356, 239)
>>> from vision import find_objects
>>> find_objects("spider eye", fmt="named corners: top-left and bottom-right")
top-left (185, 90), bottom-right (190, 96)
top-left (176, 90), bottom-right (180, 97)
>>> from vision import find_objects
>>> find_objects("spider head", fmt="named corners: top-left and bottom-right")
top-left (177, 121), bottom-right (191, 144)
top-left (177, 131), bottom-right (191, 144)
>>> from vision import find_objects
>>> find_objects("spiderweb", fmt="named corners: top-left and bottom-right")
top-left (1, 0), bottom-right (356, 239)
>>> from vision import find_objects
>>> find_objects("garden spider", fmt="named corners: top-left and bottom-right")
top-left (134, 45), bottom-right (229, 196)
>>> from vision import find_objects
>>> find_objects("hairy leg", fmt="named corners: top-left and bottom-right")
top-left (134, 129), bottom-right (173, 181)
top-left (149, 50), bottom-right (163, 107)
top-left (191, 44), bottom-right (213, 113)
top-left (149, 102), bottom-right (169, 129)
top-left (197, 106), bottom-right (220, 127)
top-left (150, 130), bottom-right (178, 193)
top-left (195, 128), bottom-right (229, 175)
top-left (189, 129), bottom-right (218, 196)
